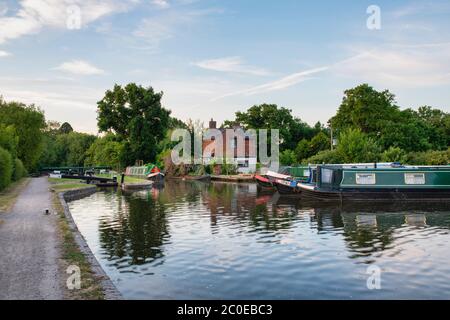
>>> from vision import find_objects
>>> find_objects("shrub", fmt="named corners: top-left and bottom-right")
top-left (280, 149), bottom-right (297, 166)
top-left (13, 158), bottom-right (27, 181)
top-left (405, 149), bottom-right (450, 165)
top-left (0, 147), bottom-right (13, 190)
top-left (381, 146), bottom-right (407, 163)
top-left (303, 149), bottom-right (343, 164)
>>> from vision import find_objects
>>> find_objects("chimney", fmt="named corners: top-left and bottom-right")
top-left (209, 118), bottom-right (217, 129)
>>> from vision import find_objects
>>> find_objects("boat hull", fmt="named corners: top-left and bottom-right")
top-left (255, 175), bottom-right (274, 189)
top-left (300, 186), bottom-right (450, 202)
top-left (274, 179), bottom-right (301, 195)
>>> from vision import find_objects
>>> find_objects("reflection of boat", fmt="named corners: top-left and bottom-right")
top-left (298, 164), bottom-right (450, 202)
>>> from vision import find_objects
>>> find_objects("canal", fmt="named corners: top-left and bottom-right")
top-left (68, 181), bottom-right (450, 299)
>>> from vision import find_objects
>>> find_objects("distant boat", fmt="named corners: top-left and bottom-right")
top-left (297, 164), bottom-right (450, 201)
top-left (125, 163), bottom-right (164, 184)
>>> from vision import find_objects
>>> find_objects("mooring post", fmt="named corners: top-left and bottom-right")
top-left (121, 173), bottom-right (125, 185)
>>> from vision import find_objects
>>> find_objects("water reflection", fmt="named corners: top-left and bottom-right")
top-left (68, 181), bottom-right (450, 299)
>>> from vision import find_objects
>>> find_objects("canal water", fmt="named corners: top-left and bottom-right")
top-left (68, 181), bottom-right (450, 299)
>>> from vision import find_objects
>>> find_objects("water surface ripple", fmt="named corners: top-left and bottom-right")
top-left (68, 181), bottom-right (450, 299)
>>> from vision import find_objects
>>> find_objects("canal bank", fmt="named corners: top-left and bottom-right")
top-left (0, 177), bottom-right (122, 300)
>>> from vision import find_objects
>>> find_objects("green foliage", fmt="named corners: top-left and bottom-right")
top-left (0, 100), bottom-right (46, 170)
top-left (97, 83), bottom-right (171, 165)
top-left (0, 124), bottom-right (18, 159)
top-left (330, 83), bottom-right (399, 134)
top-left (0, 147), bottom-right (13, 190)
top-left (381, 146), bottom-right (407, 163)
top-left (335, 128), bottom-right (380, 163)
top-left (280, 149), bottom-right (297, 166)
top-left (224, 103), bottom-right (315, 151)
top-left (84, 134), bottom-right (124, 171)
top-left (59, 122), bottom-right (74, 134)
top-left (13, 158), bottom-right (27, 181)
top-left (295, 131), bottom-right (331, 161)
top-left (405, 149), bottom-right (450, 165)
top-left (303, 150), bottom-right (342, 164)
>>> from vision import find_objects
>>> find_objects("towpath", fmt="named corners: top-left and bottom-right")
top-left (0, 177), bottom-right (63, 300)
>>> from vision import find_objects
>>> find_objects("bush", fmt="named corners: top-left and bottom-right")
top-left (0, 147), bottom-right (13, 190)
top-left (406, 149), bottom-right (450, 165)
top-left (280, 149), bottom-right (297, 166)
top-left (13, 158), bottom-right (27, 181)
top-left (303, 149), bottom-right (343, 164)
top-left (381, 146), bottom-right (407, 163)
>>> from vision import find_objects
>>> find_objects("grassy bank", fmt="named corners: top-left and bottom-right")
top-left (0, 178), bottom-right (30, 213)
top-left (48, 178), bottom-right (94, 192)
top-left (52, 194), bottom-right (104, 300)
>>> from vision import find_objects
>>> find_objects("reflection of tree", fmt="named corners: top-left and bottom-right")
top-left (99, 193), bottom-right (169, 266)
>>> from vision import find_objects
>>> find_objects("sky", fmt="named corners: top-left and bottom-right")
top-left (1, 0), bottom-right (450, 134)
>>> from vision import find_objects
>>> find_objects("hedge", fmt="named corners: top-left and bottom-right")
top-left (13, 158), bottom-right (27, 181)
top-left (0, 146), bottom-right (13, 191)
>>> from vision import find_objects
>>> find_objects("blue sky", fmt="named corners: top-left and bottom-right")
top-left (1, 0), bottom-right (450, 133)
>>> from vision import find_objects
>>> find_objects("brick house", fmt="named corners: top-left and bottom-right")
top-left (202, 119), bottom-right (257, 174)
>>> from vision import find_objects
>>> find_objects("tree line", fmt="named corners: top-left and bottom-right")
top-left (1, 82), bottom-right (449, 190)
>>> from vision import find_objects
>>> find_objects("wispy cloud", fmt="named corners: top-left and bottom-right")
top-left (333, 43), bottom-right (450, 87)
top-left (0, 0), bottom-right (139, 44)
top-left (193, 56), bottom-right (271, 76)
top-left (132, 7), bottom-right (223, 52)
top-left (152, 0), bottom-right (170, 9)
top-left (54, 60), bottom-right (105, 75)
top-left (0, 50), bottom-right (11, 57)
top-left (213, 66), bottom-right (328, 100)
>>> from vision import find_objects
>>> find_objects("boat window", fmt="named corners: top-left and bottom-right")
top-left (356, 173), bottom-right (376, 185)
top-left (321, 168), bottom-right (333, 184)
top-left (304, 169), bottom-right (310, 177)
top-left (405, 173), bottom-right (425, 185)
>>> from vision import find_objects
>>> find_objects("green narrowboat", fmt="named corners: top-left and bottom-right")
top-left (298, 164), bottom-right (450, 201)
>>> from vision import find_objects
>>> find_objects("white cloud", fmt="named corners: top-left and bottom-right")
top-left (152, 0), bottom-right (170, 9)
top-left (0, 50), bottom-right (11, 57)
top-left (193, 56), bottom-right (271, 76)
top-left (213, 66), bottom-right (328, 100)
top-left (54, 60), bottom-right (105, 75)
top-left (0, 0), bottom-right (139, 44)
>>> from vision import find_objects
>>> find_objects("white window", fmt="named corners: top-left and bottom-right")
top-left (321, 168), bottom-right (333, 183)
top-left (405, 173), bottom-right (425, 185)
top-left (304, 169), bottom-right (310, 177)
top-left (356, 173), bottom-right (376, 185)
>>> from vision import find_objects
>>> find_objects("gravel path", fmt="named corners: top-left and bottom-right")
top-left (0, 177), bottom-right (63, 300)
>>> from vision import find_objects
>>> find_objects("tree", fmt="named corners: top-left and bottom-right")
top-left (336, 128), bottom-right (380, 163)
top-left (0, 99), bottom-right (46, 170)
top-left (59, 122), bottom-right (74, 134)
top-left (224, 103), bottom-right (314, 151)
top-left (330, 84), bottom-right (399, 134)
top-left (85, 134), bottom-right (124, 171)
top-left (97, 84), bottom-right (171, 165)
top-left (280, 150), bottom-right (297, 166)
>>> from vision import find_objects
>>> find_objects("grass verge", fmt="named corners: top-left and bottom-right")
top-left (0, 178), bottom-right (30, 213)
top-left (48, 177), bottom-right (93, 192)
top-left (52, 193), bottom-right (105, 300)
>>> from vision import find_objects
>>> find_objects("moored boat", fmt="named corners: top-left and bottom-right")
top-left (257, 166), bottom-right (311, 190)
top-left (298, 164), bottom-right (450, 202)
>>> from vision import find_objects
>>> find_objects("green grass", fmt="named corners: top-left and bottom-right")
top-left (0, 178), bottom-right (30, 213)
top-left (48, 177), bottom-right (93, 192)
top-left (52, 194), bottom-right (104, 300)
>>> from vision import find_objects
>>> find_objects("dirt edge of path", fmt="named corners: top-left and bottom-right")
top-left (54, 188), bottom-right (123, 300)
